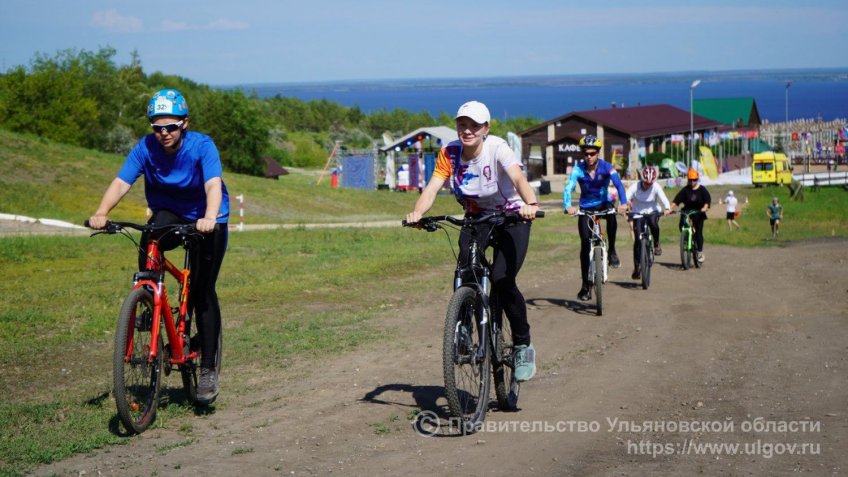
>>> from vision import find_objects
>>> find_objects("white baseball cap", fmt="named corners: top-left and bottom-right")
top-left (727, 190), bottom-right (734, 196)
top-left (455, 101), bottom-right (490, 124)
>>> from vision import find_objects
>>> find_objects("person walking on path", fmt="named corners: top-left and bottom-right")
top-left (768, 197), bottom-right (784, 238)
top-left (724, 190), bottom-right (741, 231)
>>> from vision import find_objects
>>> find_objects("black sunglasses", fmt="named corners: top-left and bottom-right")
top-left (150, 120), bottom-right (184, 134)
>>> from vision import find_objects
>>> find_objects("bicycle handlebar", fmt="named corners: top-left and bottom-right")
top-left (402, 210), bottom-right (545, 231)
top-left (571, 209), bottom-right (617, 217)
top-left (626, 211), bottom-right (664, 219)
top-left (84, 220), bottom-right (199, 237)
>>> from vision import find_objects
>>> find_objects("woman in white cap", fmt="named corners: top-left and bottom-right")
top-left (405, 100), bottom-right (541, 382)
top-left (724, 190), bottom-right (740, 231)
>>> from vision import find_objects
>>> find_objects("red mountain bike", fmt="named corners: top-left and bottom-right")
top-left (86, 220), bottom-right (222, 434)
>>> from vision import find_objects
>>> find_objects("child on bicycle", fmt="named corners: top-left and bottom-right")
top-left (405, 100), bottom-right (541, 382)
top-left (564, 135), bottom-right (629, 301)
top-left (671, 168), bottom-right (711, 263)
top-left (625, 166), bottom-right (671, 280)
top-left (88, 89), bottom-right (229, 403)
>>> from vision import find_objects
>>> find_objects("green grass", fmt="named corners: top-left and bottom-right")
top-left (0, 128), bottom-right (846, 475)
top-left (676, 185), bottom-right (848, 248)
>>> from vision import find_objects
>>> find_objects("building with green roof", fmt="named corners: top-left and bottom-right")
top-left (693, 98), bottom-right (762, 129)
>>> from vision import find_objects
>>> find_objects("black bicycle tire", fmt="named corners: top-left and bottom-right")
top-left (113, 287), bottom-right (162, 434)
top-left (492, 308), bottom-right (519, 411)
top-left (640, 238), bottom-right (650, 290)
top-left (181, 325), bottom-right (222, 405)
top-left (443, 286), bottom-right (490, 433)
top-left (593, 247), bottom-right (604, 316)
top-left (680, 231), bottom-right (691, 270)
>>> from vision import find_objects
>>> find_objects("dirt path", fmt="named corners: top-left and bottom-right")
top-left (33, 237), bottom-right (848, 476)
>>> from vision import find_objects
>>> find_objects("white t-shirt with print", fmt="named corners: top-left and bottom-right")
top-left (434, 136), bottom-right (523, 214)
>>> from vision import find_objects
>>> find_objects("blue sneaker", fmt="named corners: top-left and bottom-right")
top-left (513, 343), bottom-right (536, 382)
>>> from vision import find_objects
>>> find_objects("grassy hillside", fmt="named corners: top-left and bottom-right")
top-left (0, 128), bottom-right (846, 475)
top-left (0, 128), bottom-right (457, 224)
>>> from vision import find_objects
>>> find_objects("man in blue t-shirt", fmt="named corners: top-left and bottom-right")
top-left (89, 89), bottom-right (229, 404)
top-left (564, 135), bottom-right (628, 301)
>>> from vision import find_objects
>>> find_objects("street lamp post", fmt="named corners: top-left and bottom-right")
top-left (689, 79), bottom-right (701, 168)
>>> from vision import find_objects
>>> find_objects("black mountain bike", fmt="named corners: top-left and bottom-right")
top-left (628, 211), bottom-right (662, 290)
top-left (403, 210), bottom-right (543, 434)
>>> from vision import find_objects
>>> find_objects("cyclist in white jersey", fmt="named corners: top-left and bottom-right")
top-left (405, 100), bottom-right (541, 382)
top-left (625, 166), bottom-right (670, 279)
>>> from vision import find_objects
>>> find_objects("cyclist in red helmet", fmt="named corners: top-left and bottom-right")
top-left (626, 166), bottom-right (671, 279)
top-left (671, 168), bottom-right (711, 263)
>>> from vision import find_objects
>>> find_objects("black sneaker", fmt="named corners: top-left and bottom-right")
top-left (654, 244), bottom-right (662, 256)
top-left (609, 252), bottom-right (621, 268)
top-left (197, 367), bottom-right (219, 403)
top-left (631, 267), bottom-right (641, 280)
top-left (578, 286), bottom-right (591, 301)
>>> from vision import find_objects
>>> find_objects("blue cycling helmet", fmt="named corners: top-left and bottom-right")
top-left (147, 89), bottom-right (189, 118)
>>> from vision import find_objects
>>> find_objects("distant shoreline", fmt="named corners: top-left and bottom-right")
top-left (228, 68), bottom-right (848, 123)
top-left (228, 67), bottom-right (848, 90)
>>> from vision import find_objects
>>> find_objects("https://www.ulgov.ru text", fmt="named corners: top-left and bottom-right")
top-left (627, 438), bottom-right (820, 459)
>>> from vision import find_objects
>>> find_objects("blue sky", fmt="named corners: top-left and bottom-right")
top-left (1, 0), bottom-right (846, 86)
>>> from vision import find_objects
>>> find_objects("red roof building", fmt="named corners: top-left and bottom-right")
top-left (519, 104), bottom-right (722, 180)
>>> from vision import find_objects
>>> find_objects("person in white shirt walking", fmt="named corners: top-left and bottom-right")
top-left (724, 190), bottom-right (741, 231)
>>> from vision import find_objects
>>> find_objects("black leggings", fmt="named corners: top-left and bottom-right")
top-left (632, 214), bottom-right (660, 265)
top-left (457, 221), bottom-right (532, 347)
top-left (140, 210), bottom-right (228, 369)
top-left (679, 212), bottom-right (705, 252)
top-left (578, 211), bottom-right (618, 286)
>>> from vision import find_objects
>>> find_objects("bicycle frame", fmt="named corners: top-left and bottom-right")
top-left (681, 211), bottom-right (697, 252)
top-left (130, 238), bottom-right (196, 367)
top-left (451, 222), bottom-right (497, 365)
top-left (576, 210), bottom-right (614, 284)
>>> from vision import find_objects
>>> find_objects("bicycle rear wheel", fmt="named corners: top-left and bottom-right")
top-left (443, 286), bottom-right (490, 433)
top-left (680, 232), bottom-right (692, 270)
top-left (113, 287), bottom-right (163, 434)
top-left (593, 247), bottom-right (604, 316)
top-left (492, 308), bottom-right (519, 411)
top-left (181, 323), bottom-right (222, 406)
top-left (640, 238), bottom-right (651, 290)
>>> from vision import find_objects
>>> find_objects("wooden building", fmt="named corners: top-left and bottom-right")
top-left (519, 104), bottom-right (722, 181)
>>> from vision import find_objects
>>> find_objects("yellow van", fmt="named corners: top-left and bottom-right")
top-left (752, 152), bottom-right (793, 186)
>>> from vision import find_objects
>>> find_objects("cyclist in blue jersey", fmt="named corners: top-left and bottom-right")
top-left (564, 135), bottom-right (629, 301)
top-left (89, 89), bottom-right (229, 403)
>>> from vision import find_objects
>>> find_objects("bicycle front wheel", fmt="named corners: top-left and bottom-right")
top-left (443, 286), bottom-right (490, 433)
top-left (113, 287), bottom-right (163, 434)
top-left (492, 308), bottom-right (519, 411)
top-left (593, 248), bottom-right (604, 316)
top-left (640, 238), bottom-right (651, 290)
top-left (680, 232), bottom-right (692, 270)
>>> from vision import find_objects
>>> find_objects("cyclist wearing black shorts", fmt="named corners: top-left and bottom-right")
top-left (405, 100), bottom-right (541, 382)
top-left (89, 89), bottom-right (228, 403)
top-left (626, 166), bottom-right (671, 279)
top-left (671, 168), bottom-right (711, 263)
top-left (564, 135), bottom-right (629, 301)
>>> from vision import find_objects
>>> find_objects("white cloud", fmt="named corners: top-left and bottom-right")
top-left (90, 10), bottom-right (143, 33)
top-left (158, 18), bottom-right (248, 32)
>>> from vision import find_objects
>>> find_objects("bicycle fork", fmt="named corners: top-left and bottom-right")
top-left (453, 241), bottom-right (490, 365)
